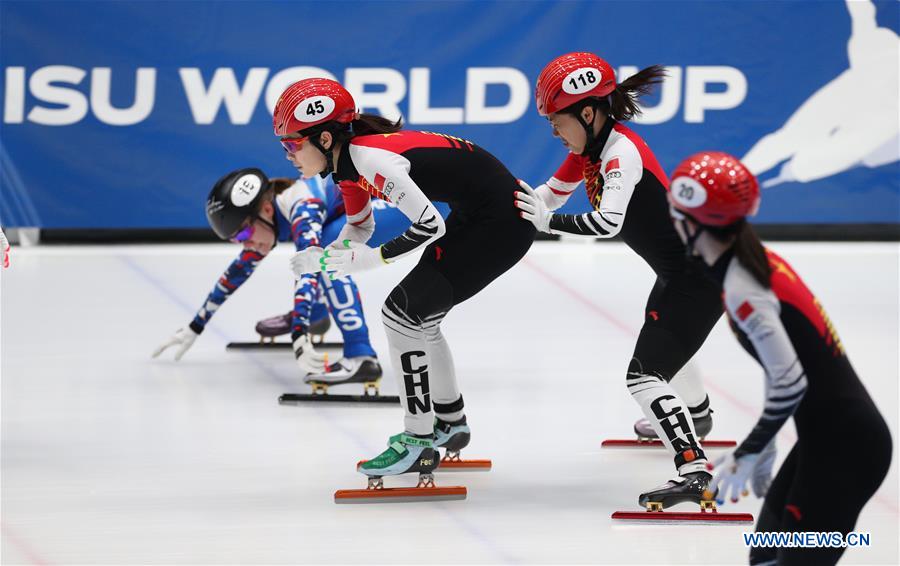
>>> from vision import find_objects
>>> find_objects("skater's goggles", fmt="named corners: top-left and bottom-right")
top-left (230, 220), bottom-right (256, 243)
top-left (280, 134), bottom-right (310, 154)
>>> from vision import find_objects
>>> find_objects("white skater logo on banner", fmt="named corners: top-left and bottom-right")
top-left (742, 0), bottom-right (899, 188)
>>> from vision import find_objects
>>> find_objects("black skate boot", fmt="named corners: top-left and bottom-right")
top-left (638, 471), bottom-right (713, 511)
top-left (304, 356), bottom-right (383, 395)
top-left (255, 311), bottom-right (331, 343)
top-left (434, 416), bottom-right (471, 454)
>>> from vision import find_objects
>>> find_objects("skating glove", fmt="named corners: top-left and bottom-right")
top-left (320, 240), bottom-right (386, 279)
top-left (292, 332), bottom-right (327, 375)
top-left (290, 246), bottom-right (324, 277)
top-left (0, 227), bottom-right (9, 268)
top-left (152, 326), bottom-right (199, 361)
top-left (514, 180), bottom-right (552, 233)
top-left (708, 451), bottom-right (760, 505)
top-left (750, 440), bottom-right (777, 497)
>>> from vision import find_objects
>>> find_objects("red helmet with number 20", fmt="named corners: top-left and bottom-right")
top-left (535, 52), bottom-right (617, 116)
top-left (273, 78), bottom-right (356, 137)
top-left (669, 152), bottom-right (760, 227)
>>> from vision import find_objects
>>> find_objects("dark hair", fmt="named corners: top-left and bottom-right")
top-left (706, 220), bottom-right (772, 288)
top-left (309, 112), bottom-right (404, 149)
top-left (561, 65), bottom-right (668, 122)
top-left (268, 177), bottom-right (295, 195)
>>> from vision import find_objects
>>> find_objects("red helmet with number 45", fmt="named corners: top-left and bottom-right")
top-left (668, 152), bottom-right (760, 227)
top-left (535, 52), bottom-right (617, 116)
top-left (273, 78), bottom-right (356, 137)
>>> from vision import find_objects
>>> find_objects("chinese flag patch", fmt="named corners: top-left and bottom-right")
top-left (605, 157), bottom-right (620, 173)
top-left (374, 173), bottom-right (386, 190)
top-left (736, 301), bottom-right (755, 321)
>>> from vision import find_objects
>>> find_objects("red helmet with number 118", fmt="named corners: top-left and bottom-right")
top-left (535, 52), bottom-right (616, 116)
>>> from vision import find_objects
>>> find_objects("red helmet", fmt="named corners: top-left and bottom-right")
top-left (669, 152), bottom-right (760, 227)
top-left (535, 52), bottom-right (616, 116)
top-left (273, 78), bottom-right (356, 136)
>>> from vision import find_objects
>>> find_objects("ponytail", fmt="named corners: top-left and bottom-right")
top-left (325, 112), bottom-right (403, 147)
top-left (706, 220), bottom-right (772, 288)
top-left (351, 113), bottom-right (403, 136)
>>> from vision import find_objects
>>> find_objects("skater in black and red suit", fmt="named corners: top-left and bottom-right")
top-left (668, 151), bottom-right (892, 566)
top-left (273, 78), bottom-right (535, 479)
top-left (516, 52), bottom-right (724, 507)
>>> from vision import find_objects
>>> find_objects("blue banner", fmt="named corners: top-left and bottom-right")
top-left (2, 0), bottom-right (898, 228)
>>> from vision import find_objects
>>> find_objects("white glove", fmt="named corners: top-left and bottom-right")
top-left (320, 239), bottom-right (385, 279)
top-left (290, 246), bottom-right (324, 277)
top-left (751, 441), bottom-right (777, 497)
top-left (0, 227), bottom-right (9, 268)
top-left (152, 327), bottom-right (199, 361)
top-left (709, 451), bottom-right (760, 505)
top-left (514, 180), bottom-right (552, 233)
top-left (292, 333), bottom-right (327, 375)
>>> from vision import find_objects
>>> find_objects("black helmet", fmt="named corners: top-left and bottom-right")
top-left (206, 168), bottom-right (270, 240)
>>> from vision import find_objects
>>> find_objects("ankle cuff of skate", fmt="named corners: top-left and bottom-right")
top-left (674, 446), bottom-right (706, 468)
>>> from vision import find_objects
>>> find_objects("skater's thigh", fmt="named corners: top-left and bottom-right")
top-left (421, 215), bottom-right (534, 306)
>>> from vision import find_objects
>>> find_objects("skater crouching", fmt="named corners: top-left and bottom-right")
top-left (668, 152), bottom-right (892, 566)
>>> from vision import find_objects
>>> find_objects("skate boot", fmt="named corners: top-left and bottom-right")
top-left (432, 416), bottom-right (491, 471)
top-left (435, 416), bottom-right (471, 454)
top-left (358, 433), bottom-right (438, 478)
top-left (633, 412), bottom-right (713, 440)
top-left (336, 433), bottom-right (466, 503)
top-left (255, 311), bottom-right (331, 343)
top-left (304, 356), bottom-right (382, 395)
top-left (638, 471), bottom-right (713, 511)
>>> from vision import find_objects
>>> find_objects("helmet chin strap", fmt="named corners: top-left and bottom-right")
top-left (680, 218), bottom-right (704, 259)
top-left (308, 136), bottom-right (335, 178)
top-left (575, 110), bottom-right (597, 156)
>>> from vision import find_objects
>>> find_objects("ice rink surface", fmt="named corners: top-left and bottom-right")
top-left (2, 241), bottom-right (898, 565)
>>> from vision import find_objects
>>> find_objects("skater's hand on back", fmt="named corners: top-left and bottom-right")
top-left (293, 333), bottom-right (327, 375)
top-left (152, 327), bottom-right (199, 361)
top-left (290, 246), bottom-right (324, 277)
top-left (0, 227), bottom-right (9, 268)
top-left (320, 240), bottom-right (386, 279)
top-left (708, 451), bottom-right (760, 505)
top-left (514, 180), bottom-right (551, 233)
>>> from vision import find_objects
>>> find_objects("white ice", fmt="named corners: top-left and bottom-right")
top-left (2, 241), bottom-right (898, 564)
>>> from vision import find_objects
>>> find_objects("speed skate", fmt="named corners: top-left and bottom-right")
top-left (336, 433), bottom-right (467, 503)
top-left (612, 472), bottom-right (754, 524)
top-left (279, 357), bottom-right (400, 404)
top-left (226, 312), bottom-right (343, 350)
top-left (602, 414), bottom-right (736, 449)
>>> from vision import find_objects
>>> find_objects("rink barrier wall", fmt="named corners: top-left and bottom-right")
top-left (14, 225), bottom-right (900, 245)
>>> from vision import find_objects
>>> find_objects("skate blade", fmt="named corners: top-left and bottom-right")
top-left (279, 393), bottom-right (400, 405)
top-left (611, 510), bottom-right (754, 524)
top-left (226, 341), bottom-right (344, 351)
top-left (334, 485), bottom-right (467, 504)
top-left (601, 439), bottom-right (737, 449)
top-left (437, 458), bottom-right (492, 472)
top-left (356, 458), bottom-right (492, 471)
